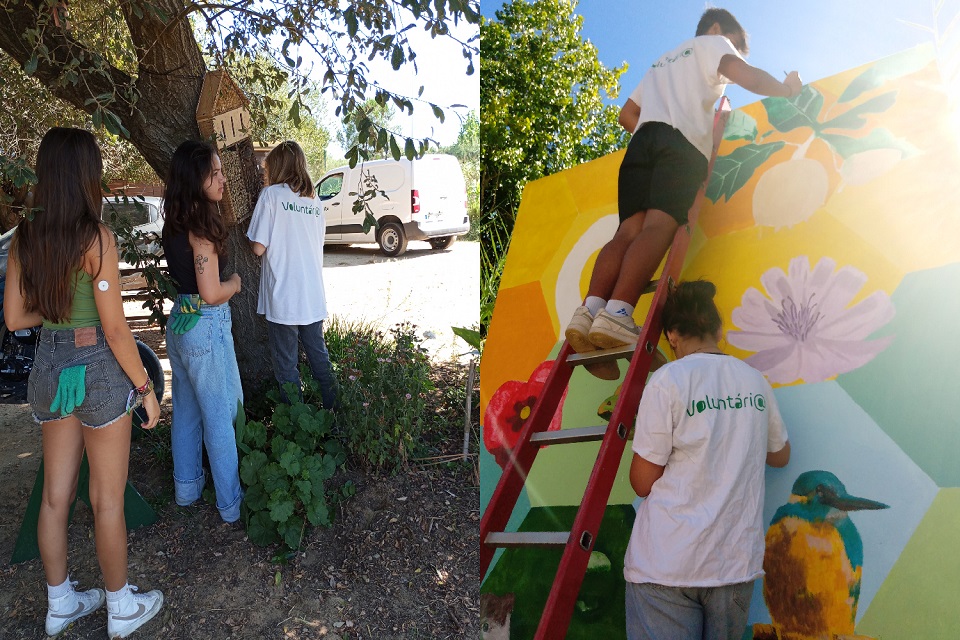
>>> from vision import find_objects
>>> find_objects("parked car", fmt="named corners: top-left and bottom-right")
top-left (315, 154), bottom-right (470, 257)
top-left (0, 226), bottom-right (164, 411)
top-left (101, 195), bottom-right (164, 257)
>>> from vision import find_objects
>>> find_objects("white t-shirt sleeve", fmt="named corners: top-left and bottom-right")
top-left (763, 382), bottom-right (789, 452)
top-left (698, 35), bottom-right (743, 86)
top-left (247, 186), bottom-right (275, 248)
top-left (628, 80), bottom-right (643, 109)
top-left (632, 381), bottom-right (674, 466)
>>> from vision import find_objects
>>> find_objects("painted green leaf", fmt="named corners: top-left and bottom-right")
top-left (706, 142), bottom-right (785, 203)
top-left (722, 110), bottom-right (758, 141)
top-left (820, 128), bottom-right (919, 160)
top-left (820, 92), bottom-right (897, 131)
top-left (839, 44), bottom-right (935, 103)
top-left (762, 86), bottom-right (824, 133)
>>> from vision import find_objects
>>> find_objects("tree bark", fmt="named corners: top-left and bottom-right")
top-left (0, 0), bottom-right (272, 392)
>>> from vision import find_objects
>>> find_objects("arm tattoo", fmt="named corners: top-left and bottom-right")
top-left (195, 254), bottom-right (209, 274)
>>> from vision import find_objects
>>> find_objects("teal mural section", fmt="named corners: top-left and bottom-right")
top-left (838, 263), bottom-right (960, 487)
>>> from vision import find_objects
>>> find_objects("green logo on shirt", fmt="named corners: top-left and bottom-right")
top-left (281, 201), bottom-right (322, 217)
top-left (651, 47), bottom-right (693, 68)
top-left (686, 392), bottom-right (766, 416)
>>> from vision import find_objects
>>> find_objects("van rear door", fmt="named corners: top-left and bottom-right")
top-left (413, 155), bottom-right (467, 229)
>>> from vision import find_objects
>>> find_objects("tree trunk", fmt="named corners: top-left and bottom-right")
top-left (0, 0), bottom-right (272, 392)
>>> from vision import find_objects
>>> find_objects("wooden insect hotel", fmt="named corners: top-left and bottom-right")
top-left (196, 69), bottom-right (259, 224)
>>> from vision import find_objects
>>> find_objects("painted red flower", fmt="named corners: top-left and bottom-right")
top-left (483, 361), bottom-right (567, 469)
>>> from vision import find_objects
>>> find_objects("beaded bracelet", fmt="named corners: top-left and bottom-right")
top-left (126, 377), bottom-right (155, 415)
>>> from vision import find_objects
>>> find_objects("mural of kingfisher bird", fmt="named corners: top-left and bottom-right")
top-left (758, 470), bottom-right (889, 640)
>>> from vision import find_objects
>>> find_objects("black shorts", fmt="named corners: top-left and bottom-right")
top-left (618, 122), bottom-right (709, 225)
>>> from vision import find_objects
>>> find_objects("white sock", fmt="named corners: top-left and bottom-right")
top-left (48, 577), bottom-right (72, 600)
top-left (584, 296), bottom-right (606, 316)
top-left (106, 583), bottom-right (129, 604)
top-left (605, 300), bottom-right (635, 318)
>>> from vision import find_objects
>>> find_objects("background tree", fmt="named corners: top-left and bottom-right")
top-left (0, 0), bottom-right (479, 389)
top-left (479, 0), bottom-right (628, 332)
top-left (337, 98), bottom-right (398, 161)
top-left (441, 110), bottom-right (479, 235)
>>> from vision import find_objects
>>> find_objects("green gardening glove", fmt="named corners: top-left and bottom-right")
top-left (170, 312), bottom-right (200, 335)
top-left (50, 365), bottom-right (86, 415)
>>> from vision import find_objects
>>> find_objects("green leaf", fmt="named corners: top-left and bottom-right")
top-left (431, 104), bottom-right (445, 124)
top-left (239, 450), bottom-right (269, 485)
top-left (404, 138), bottom-right (416, 160)
top-left (838, 44), bottom-right (935, 103)
top-left (452, 326), bottom-right (482, 351)
top-left (705, 142), bottom-right (785, 203)
top-left (280, 515), bottom-right (305, 549)
top-left (243, 484), bottom-right (269, 512)
top-left (391, 45), bottom-right (404, 70)
top-left (819, 128), bottom-right (919, 160)
top-left (268, 492), bottom-right (296, 523)
top-left (306, 495), bottom-right (330, 526)
top-left (24, 55), bottom-right (38, 76)
top-left (262, 463), bottom-right (290, 493)
top-left (344, 7), bottom-right (358, 38)
top-left (295, 479), bottom-right (312, 502)
top-left (722, 110), bottom-right (758, 141)
top-left (247, 511), bottom-right (280, 546)
top-left (819, 91), bottom-right (897, 131)
top-left (761, 85), bottom-right (824, 134)
top-left (389, 135), bottom-right (402, 161)
top-left (279, 443), bottom-right (303, 476)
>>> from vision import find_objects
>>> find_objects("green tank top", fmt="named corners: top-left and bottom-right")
top-left (42, 271), bottom-right (101, 329)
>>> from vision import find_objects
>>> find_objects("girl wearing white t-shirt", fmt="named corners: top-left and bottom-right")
top-left (625, 280), bottom-right (790, 640)
top-left (247, 141), bottom-right (339, 410)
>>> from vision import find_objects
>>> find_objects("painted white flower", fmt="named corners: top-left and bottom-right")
top-left (727, 256), bottom-right (895, 384)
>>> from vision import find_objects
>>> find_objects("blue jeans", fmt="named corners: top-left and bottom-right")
top-left (625, 580), bottom-right (754, 640)
top-left (166, 300), bottom-right (243, 522)
top-left (266, 319), bottom-right (338, 411)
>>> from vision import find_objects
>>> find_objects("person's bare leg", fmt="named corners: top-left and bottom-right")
top-left (585, 212), bottom-right (647, 300)
top-left (38, 417), bottom-right (85, 588)
top-left (609, 209), bottom-right (679, 306)
top-left (83, 414), bottom-right (132, 592)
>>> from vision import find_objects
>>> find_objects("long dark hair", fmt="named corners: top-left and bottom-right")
top-left (13, 127), bottom-right (105, 323)
top-left (662, 279), bottom-right (723, 340)
top-left (163, 140), bottom-right (228, 255)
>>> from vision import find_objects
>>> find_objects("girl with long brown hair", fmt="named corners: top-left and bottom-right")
top-left (161, 139), bottom-right (244, 523)
top-left (4, 127), bottom-right (163, 637)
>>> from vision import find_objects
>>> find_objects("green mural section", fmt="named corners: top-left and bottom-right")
top-left (838, 263), bottom-right (960, 487)
top-left (858, 489), bottom-right (960, 637)
top-left (481, 505), bottom-right (635, 640)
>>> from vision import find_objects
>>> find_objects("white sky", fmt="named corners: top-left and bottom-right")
top-left (312, 13), bottom-right (480, 159)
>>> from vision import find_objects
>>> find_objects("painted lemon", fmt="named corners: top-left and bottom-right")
top-left (753, 158), bottom-right (829, 229)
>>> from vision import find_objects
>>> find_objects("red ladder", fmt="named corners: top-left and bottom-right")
top-left (480, 99), bottom-right (731, 639)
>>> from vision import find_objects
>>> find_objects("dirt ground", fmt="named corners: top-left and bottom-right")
top-left (0, 240), bottom-right (480, 639)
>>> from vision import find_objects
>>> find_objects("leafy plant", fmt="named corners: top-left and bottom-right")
top-left (235, 399), bottom-right (345, 549)
top-left (325, 318), bottom-right (434, 473)
top-left (480, 213), bottom-right (512, 335)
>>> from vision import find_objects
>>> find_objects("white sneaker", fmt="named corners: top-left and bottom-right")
top-left (564, 306), bottom-right (621, 380)
top-left (588, 309), bottom-right (641, 349)
top-left (45, 582), bottom-right (105, 636)
top-left (106, 585), bottom-right (164, 639)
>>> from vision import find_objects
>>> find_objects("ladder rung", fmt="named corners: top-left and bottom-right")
top-left (531, 425), bottom-right (608, 445)
top-left (566, 344), bottom-right (634, 366)
top-left (486, 531), bottom-right (570, 548)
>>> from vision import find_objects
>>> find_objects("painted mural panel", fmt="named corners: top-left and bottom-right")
top-left (481, 45), bottom-right (960, 638)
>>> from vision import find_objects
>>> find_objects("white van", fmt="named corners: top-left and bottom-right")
top-left (101, 195), bottom-right (164, 257)
top-left (315, 154), bottom-right (470, 256)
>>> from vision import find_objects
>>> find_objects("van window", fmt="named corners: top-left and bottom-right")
top-left (102, 201), bottom-right (155, 227)
top-left (318, 173), bottom-right (344, 200)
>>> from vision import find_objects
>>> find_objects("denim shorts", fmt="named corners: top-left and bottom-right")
top-left (29, 326), bottom-right (133, 428)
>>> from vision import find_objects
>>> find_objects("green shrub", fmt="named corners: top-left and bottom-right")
top-left (235, 399), bottom-right (346, 549)
top-left (325, 318), bottom-right (435, 473)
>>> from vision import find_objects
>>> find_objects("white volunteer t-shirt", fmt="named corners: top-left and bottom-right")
top-left (629, 35), bottom-right (743, 158)
top-left (246, 183), bottom-right (328, 325)
top-left (623, 354), bottom-right (788, 587)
